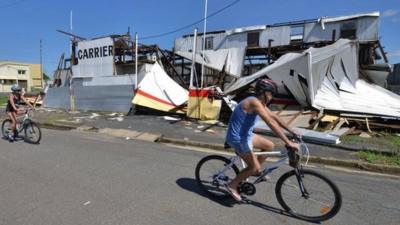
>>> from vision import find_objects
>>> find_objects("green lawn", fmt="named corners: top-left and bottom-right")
top-left (0, 96), bottom-right (7, 106)
top-left (342, 133), bottom-right (400, 152)
top-left (357, 150), bottom-right (400, 166)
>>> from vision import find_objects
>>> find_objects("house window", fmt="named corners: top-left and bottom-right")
top-left (18, 70), bottom-right (26, 75)
top-left (247, 32), bottom-right (260, 47)
top-left (3, 79), bottom-right (15, 84)
top-left (290, 25), bottom-right (304, 42)
top-left (340, 21), bottom-right (357, 39)
top-left (204, 36), bottom-right (214, 50)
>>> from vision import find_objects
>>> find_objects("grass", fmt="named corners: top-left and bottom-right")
top-left (357, 150), bottom-right (400, 166)
top-left (342, 133), bottom-right (400, 152)
top-left (383, 135), bottom-right (400, 149)
top-left (0, 96), bottom-right (7, 106)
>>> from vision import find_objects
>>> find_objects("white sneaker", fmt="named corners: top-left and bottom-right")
top-left (8, 134), bottom-right (15, 142)
top-left (224, 184), bottom-right (242, 202)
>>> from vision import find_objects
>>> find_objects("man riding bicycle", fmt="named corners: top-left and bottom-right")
top-left (225, 78), bottom-right (300, 201)
top-left (5, 84), bottom-right (34, 142)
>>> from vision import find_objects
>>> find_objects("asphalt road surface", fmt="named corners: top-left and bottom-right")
top-left (0, 129), bottom-right (399, 225)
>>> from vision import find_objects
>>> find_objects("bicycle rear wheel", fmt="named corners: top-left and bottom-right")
top-left (24, 121), bottom-right (42, 144)
top-left (1, 119), bottom-right (12, 138)
top-left (275, 169), bottom-right (342, 222)
top-left (195, 155), bottom-right (239, 199)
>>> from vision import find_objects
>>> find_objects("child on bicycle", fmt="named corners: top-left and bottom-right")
top-left (5, 84), bottom-right (34, 142)
top-left (225, 78), bottom-right (300, 201)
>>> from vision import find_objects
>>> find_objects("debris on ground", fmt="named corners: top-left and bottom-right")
top-left (163, 116), bottom-right (181, 121)
top-left (109, 117), bottom-right (124, 122)
top-left (359, 132), bottom-right (372, 138)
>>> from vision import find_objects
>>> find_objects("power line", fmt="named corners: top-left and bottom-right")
top-left (0, 0), bottom-right (31, 9)
top-left (139, 0), bottom-right (241, 40)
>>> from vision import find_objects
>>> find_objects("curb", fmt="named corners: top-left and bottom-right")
top-left (158, 136), bottom-right (227, 151)
top-left (0, 118), bottom-right (79, 131)
top-left (19, 121), bottom-right (400, 176)
top-left (39, 122), bottom-right (78, 131)
top-left (157, 137), bottom-right (400, 176)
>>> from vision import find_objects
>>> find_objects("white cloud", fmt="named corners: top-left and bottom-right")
top-left (388, 50), bottom-right (400, 57)
top-left (382, 9), bottom-right (398, 17)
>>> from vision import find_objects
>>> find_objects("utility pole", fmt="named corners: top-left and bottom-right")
top-left (200, 0), bottom-right (208, 88)
top-left (40, 39), bottom-right (43, 89)
top-left (135, 33), bottom-right (138, 92)
top-left (190, 28), bottom-right (198, 88)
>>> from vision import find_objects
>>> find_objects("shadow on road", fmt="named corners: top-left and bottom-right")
top-left (176, 177), bottom-right (321, 224)
top-left (176, 177), bottom-right (237, 207)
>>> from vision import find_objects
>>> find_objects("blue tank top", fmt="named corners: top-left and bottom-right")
top-left (226, 96), bottom-right (260, 143)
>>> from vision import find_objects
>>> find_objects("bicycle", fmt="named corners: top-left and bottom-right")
top-left (195, 137), bottom-right (342, 222)
top-left (1, 108), bottom-right (42, 144)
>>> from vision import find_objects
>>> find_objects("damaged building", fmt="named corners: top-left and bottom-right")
top-left (170, 11), bottom-right (400, 136)
top-left (46, 32), bottom-right (188, 113)
top-left (172, 11), bottom-right (391, 89)
top-left (45, 11), bottom-right (400, 134)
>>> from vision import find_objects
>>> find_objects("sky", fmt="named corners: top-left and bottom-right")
top-left (0, 0), bottom-right (399, 75)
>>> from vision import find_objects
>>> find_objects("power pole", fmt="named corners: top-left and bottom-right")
top-left (40, 39), bottom-right (43, 89)
top-left (201, 0), bottom-right (208, 88)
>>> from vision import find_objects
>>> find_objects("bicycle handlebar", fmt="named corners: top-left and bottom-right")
top-left (285, 136), bottom-right (310, 167)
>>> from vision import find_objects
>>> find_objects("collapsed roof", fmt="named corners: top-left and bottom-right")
top-left (224, 39), bottom-right (400, 119)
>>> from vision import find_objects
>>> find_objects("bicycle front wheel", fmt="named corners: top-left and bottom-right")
top-left (195, 155), bottom-right (239, 199)
top-left (1, 119), bottom-right (12, 138)
top-left (24, 121), bottom-right (42, 144)
top-left (275, 169), bottom-right (342, 222)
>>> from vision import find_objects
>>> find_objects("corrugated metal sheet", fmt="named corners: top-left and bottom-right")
top-left (44, 75), bottom-right (135, 112)
top-left (319, 11), bottom-right (379, 24)
top-left (356, 17), bottom-right (379, 41)
top-left (174, 37), bottom-right (190, 52)
top-left (303, 22), bottom-right (341, 43)
top-left (73, 79), bottom-right (134, 112)
top-left (175, 32), bottom-right (248, 52)
top-left (174, 36), bottom-right (203, 52)
top-left (260, 26), bottom-right (291, 47)
top-left (81, 75), bottom-right (136, 87)
top-left (211, 32), bottom-right (228, 50)
top-left (43, 87), bottom-right (70, 109)
top-left (225, 33), bottom-right (247, 48)
top-left (304, 17), bottom-right (379, 43)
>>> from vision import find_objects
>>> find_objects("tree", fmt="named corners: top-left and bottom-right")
top-left (43, 73), bottom-right (50, 81)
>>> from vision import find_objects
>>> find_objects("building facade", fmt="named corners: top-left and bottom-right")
top-left (0, 61), bottom-right (42, 92)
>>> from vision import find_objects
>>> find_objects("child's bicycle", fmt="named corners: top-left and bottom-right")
top-left (1, 108), bottom-right (42, 144)
top-left (195, 137), bottom-right (342, 222)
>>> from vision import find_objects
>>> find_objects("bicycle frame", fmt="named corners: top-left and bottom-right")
top-left (219, 151), bottom-right (288, 185)
top-left (15, 109), bottom-right (33, 132)
top-left (215, 139), bottom-right (309, 186)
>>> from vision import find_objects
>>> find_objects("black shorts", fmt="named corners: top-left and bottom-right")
top-left (5, 104), bottom-right (17, 113)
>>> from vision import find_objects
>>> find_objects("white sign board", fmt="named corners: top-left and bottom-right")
top-left (73, 37), bottom-right (114, 78)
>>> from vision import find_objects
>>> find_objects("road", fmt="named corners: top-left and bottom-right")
top-left (0, 129), bottom-right (399, 225)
